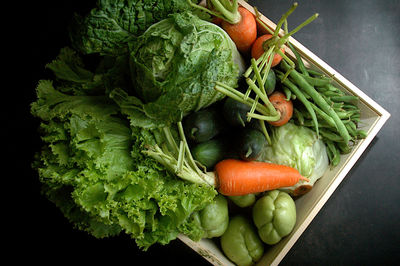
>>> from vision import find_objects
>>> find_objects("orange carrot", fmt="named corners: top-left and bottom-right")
top-left (251, 34), bottom-right (285, 67)
top-left (268, 91), bottom-right (293, 126)
top-left (214, 159), bottom-right (308, 196)
top-left (188, 1), bottom-right (257, 54)
top-left (220, 7), bottom-right (257, 54)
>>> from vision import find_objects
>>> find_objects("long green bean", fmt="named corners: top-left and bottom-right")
top-left (357, 129), bottom-right (368, 139)
top-left (277, 71), bottom-right (319, 135)
top-left (301, 119), bottom-right (335, 128)
top-left (308, 101), bottom-right (336, 128)
top-left (300, 74), bottom-right (331, 86)
top-left (307, 68), bottom-right (326, 77)
top-left (337, 141), bottom-right (352, 154)
top-left (280, 60), bottom-right (351, 143)
top-left (283, 86), bottom-right (292, 101)
top-left (287, 42), bottom-right (308, 76)
top-left (345, 122), bottom-right (358, 137)
top-left (351, 116), bottom-right (361, 123)
top-left (293, 108), bottom-right (305, 125)
top-left (323, 90), bottom-right (344, 97)
top-left (326, 140), bottom-right (340, 166)
top-left (330, 95), bottom-right (359, 103)
top-left (331, 102), bottom-right (344, 109)
top-left (343, 103), bottom-right (359, 110)
top-left (336, 109), bottom-right (359, 119)
top-left (319, 129), bottom-right (344, 142)
top-left (326, 143), bottom-right (334, 164)
top-left (347, 120), bottom-right (357, 131)
top-left (315, 86), bottom-right (329, 93)
top-left (324, 83), bottom-right (343, 93)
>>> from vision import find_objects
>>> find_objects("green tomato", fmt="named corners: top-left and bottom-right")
top-left (196, 194), bottom-right (229, 238)
top-left (229, 194), bottom-right (256, 208)
top-left (221, 215), bottom-right (264, 266)
top-left (252, 190), bottom-right (296, 245)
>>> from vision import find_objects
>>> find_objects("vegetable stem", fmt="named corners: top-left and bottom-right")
top-left (210, 0), bottom-right (241, 24)
top-left (188, 0), bottom-right (241, 24)
top-left (176, 141), bottom-right (185, 173)
top-left (247, 112), bottom-right (280, 122)
top-left (163, 127), bottom-right (179, 155)
top-left (246, 78), bottom-right (278, 116)
top-left (280, 13), bottom-right (319, 42)
top-left (251, 58), bottom-right (265, 94)
top-left (259, 120), bottom-right (272, 145)
top-left (273, 2), bottom-right (298, 38)
top-left (254, 11), bottom-right (274, 35)
top-left (215, 82), bottom-right (270, 115)
top-left (145, 123), bottom-right (216, 187)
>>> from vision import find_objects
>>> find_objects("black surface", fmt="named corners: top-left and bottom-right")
top-left (13, 0), bottom-right (399, 265)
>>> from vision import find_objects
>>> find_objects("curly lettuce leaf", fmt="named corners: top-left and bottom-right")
top-left (31, 48), bottom-right (216, 250)
top-left (109, 87), bottom-right (168, 129)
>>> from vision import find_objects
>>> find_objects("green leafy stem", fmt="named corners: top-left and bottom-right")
top-left (187, 0), bottom-right (241, 24)
top-left (143, 122), bottom-right (216, 187)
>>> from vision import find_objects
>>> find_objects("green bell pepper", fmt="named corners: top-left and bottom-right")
top-left (252, 190), bottom-right (296, 245)
top-left (221, 215), bottom-right (264, 266)
top-left (193, 194), bottom-right (229, 238)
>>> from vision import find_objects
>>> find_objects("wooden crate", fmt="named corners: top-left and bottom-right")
top-left (179, 1), bottom-right (390, 265)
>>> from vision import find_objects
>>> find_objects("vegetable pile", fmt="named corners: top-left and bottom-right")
top-left (31, 0), bottom-right (367, 264)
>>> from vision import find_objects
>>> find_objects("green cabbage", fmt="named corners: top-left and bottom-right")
top-left (260, 122), bottom-right (329, 194)
top-left (129, 11), bottom-right (245, 124)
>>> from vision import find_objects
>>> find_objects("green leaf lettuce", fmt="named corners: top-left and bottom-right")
top-left (31, 48), bottom-right (216, 250)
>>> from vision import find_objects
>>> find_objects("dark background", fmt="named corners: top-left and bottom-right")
top-left (14, 0), bottom-right (399, 265)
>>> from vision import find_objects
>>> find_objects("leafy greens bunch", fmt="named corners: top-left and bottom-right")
top-left (31, 0), bottom-right (244, 250)
top-left (31, 47), bottom-right (217, 249)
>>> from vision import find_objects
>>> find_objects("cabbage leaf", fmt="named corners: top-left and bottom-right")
top-left (128, 12), bottom-right (244, 125)
top-left (260, 122), bottom-right (329, 193)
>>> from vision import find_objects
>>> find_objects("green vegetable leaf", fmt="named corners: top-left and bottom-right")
top-left (46, 47), bottom-right (94, 83)
top-left (32, 2), bottom-right (221, 251)
top-left (31, 79), bottom-right (119, 121)
top-left (260, 122), bottom-right (329, 191)
top-left (109, 88), bottom-right (168, 129)
top-left (70, 0), bottom-right (204, 56)
top-left (129, 11), bottom-right (242, 124)
top-left (31, 47), bottom-right (216, 249)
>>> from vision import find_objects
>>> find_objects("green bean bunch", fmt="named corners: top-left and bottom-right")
top-left (276, 44), bottom-right (367, 167)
